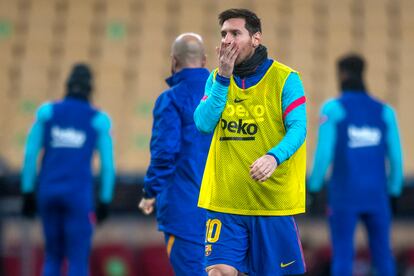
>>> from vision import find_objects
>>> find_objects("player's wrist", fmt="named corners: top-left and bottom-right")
top-left (218, 69), bottom-right (232, 78)
top-left (215, 73), bottom-right (230, 86)
top-left (142, 188), bottom-right (155, 199)
top-left (266, 153), bottom-right (279, 166)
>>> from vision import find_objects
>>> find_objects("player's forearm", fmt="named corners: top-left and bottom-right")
top-left (388, 157), bottom-right (403, 196)
top-left (21, 122), bottom-right (43, 193)
top-left (309, 139), bottom-right (333, 192)
top-left (387, 136), bottom-right (403, 196)
top-left (268, 118), bottom-right (307, 164)
top-left (143, 158), bottom-right (176, 198)
top-left (383, 105), bottom-right (404, 196)
top-left (100, 170), bottom-right (115, 203)
top-left (22, 152), bottom-right (38, 193)
top-left (194, 74), bottom-right (229, 133)
top-left (98, 135), bottom-right (115, 203)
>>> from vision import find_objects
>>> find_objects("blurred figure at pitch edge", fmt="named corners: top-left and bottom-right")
top-left (139, 33), bottom-right (212, 275)
top-left (22, 63), bottom-right (115, 276)
top-left (309, 54), bottom-right (403, 276)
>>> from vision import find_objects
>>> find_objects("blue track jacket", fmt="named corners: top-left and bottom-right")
top-left (144, 68), bottom-right (212, 244)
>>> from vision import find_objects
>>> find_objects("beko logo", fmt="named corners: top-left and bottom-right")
top-left (220, 103), bottom-right (265, 141)
top-left (221, 119), bottom-right (258, 135)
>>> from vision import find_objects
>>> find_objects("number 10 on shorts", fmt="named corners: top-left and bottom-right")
top-left (205, 218), bottom-right (222, 243)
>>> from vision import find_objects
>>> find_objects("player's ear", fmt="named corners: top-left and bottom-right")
top-left (171, 56), bottom-right (178, 74)
top-left (252, 32), bottom-right (262, 48)
top-left (201, 54), bottom-right (207, 68)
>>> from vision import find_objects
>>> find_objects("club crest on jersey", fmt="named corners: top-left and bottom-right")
top-left (205, 244), bottom-right (212, 256)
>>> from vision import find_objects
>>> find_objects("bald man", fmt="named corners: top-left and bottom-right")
top-left (138, 33), bottom-right (212, 275)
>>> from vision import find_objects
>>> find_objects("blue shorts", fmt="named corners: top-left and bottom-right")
top-left (205, 211), bottom-right (306, 276)
top-left (164, 233), bottom-right (207, 276)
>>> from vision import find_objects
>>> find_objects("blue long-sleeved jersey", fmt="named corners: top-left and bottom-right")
top-left (194, 59), bottom-right (307, 164)
top-left (22, 97), bottom-right (115, 204)
top-left (143, 68), bottom-right (212, 244)
top-left (309, 92), bottom-right (403, 210)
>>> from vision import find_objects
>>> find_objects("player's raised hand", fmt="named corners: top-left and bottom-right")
top-left (249, 154), bottom-right (278, 182)
top-left (217, 41), bottom-right (239, 78)
top-left (138, 198), bottom-right (156, 215)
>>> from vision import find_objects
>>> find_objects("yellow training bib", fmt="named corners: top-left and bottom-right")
top-left (198, 61), bottom-right (306, 216)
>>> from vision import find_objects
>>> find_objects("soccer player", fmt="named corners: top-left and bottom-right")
top-left (194, 9), bottom-right (307, 276)
top-left (138, 33), bottom-right (212, 275)
top-left (309, 54), bottom-right (403, 276)
top-left (21, 63), bottom-right (115, 276)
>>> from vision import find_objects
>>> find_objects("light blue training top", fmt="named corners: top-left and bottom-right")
top-left (309, 95), bottom-right (403, 196)
top-left (21, 102), bottom-right (115, 203)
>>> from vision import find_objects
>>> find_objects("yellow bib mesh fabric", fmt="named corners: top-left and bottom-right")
top-left (198, 61), bottom-right (306, 216)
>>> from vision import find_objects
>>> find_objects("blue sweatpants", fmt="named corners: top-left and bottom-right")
top-left (329, 208), bottom-right (395, 276)
top-left (38, 192), bottom-right (94, 276)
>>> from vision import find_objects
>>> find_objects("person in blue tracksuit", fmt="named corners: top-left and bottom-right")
top-left (21, 63), bottom-right (115, 276)
top-left (309, 54), bottom-right (403, 276)
top-left (138, 33), bottom-right (212, 275)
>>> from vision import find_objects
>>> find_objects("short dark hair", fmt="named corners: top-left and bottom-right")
top-left (218, 9), bottom-right (261, 35)
top-left (337, 54), bottom-right (365, 76)
top-left (66, 63), bottom-right (93, 101)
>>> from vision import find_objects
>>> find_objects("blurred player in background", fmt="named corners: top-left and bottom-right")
top-left (194, 9), bottom-right (307, 276)
top-left (21, 63), bottom-right (115, 276)
top-left (309, 54), bottom-right (403, 276)
top-left (138, 33), bottom-right (212, 275)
